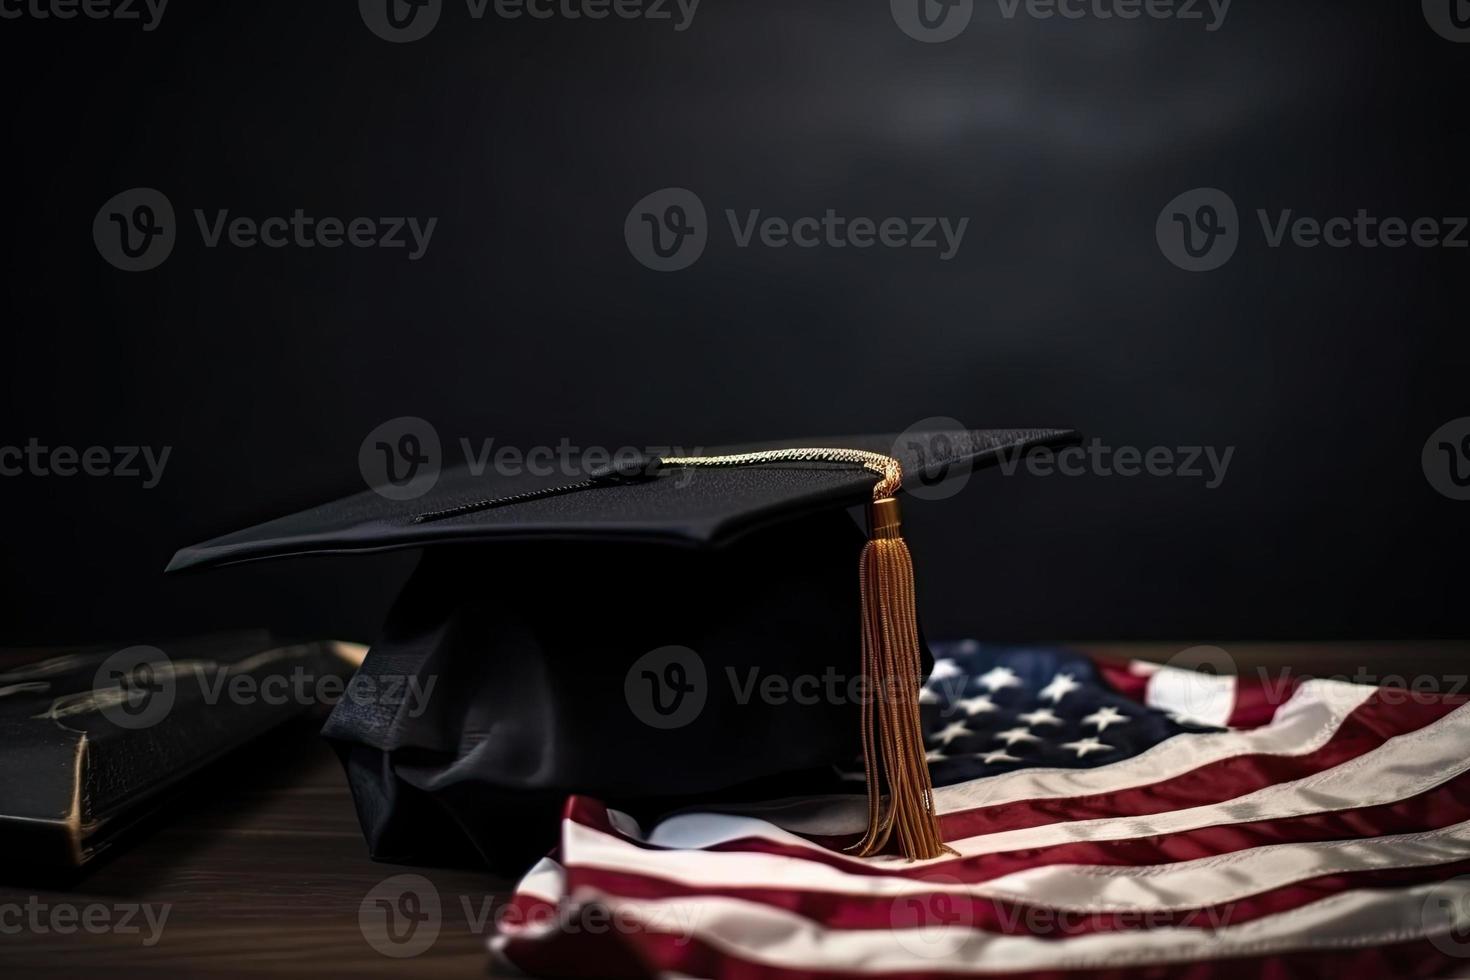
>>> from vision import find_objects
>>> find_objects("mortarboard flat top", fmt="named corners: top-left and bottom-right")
top-left (167, 428), bottom-right (1076, 572)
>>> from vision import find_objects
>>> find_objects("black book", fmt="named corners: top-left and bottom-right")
top-left (0, 631), bottom-right (355, 868)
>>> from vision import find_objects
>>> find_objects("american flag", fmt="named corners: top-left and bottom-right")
top-left (490, 642), bottom-right (1470, 977)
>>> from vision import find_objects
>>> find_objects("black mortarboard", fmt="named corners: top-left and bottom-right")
top-left (169, 429), bottom-right (1073, 870)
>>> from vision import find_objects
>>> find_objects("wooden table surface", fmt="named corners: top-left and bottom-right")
top-left (0, 717), bottom-right (515, 977)
top-left (1, 640), bottom-right (1465, 978)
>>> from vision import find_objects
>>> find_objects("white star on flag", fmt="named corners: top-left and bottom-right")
top-left (924, 747), bottom-right (948, 763)
top-left (1018, 707), bottom-right (1063, 727)
top-left (994, 726), bottom-right (1040, 747)
top-left (1039, 672), bottom-right (1080, 703)
top-left (930, 721), bottom-right (971, 746)
top-left (1060, 736), bottom-right (1112, 758)
top-left (977, 666), bottom-right (1022, 692)
top-left (917, 686), bottom-right (940, 705)
top-left (980, 750), bottom-right (1020, 765)
top-left (1082, 705), bottom-right (1129, 732)
top-left (929, 658), bottom-right (963, 681)
top-left (955, 695), bottom-right (996, 716)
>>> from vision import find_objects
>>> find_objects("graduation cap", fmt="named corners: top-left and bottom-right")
top-left (169, 428), bottom-right (1073, 869)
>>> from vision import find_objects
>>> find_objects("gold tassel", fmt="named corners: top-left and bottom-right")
top-left (846, 496), bottom-right (953, 860)
top-left (658, 448), bottom-right (952, 861)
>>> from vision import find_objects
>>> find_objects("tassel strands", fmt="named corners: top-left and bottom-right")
top-left (847, 496), bottom-right (952, 860)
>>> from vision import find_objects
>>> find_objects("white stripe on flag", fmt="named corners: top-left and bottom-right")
top-left (516, 856), bottom-right (568, 903)
top-left (1145, 663), bottom-right (1238, 726)
top-left (551, 878), bottom-right (1470, 975)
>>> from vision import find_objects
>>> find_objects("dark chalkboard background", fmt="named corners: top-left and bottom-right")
top-left (1, 0), bottom-right (1465, 646)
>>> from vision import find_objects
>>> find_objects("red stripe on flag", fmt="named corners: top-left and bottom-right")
top-left (1227, 673), bottom-right (1302, 728)
top-left (1095, 657), bottom-right (1150, 703)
